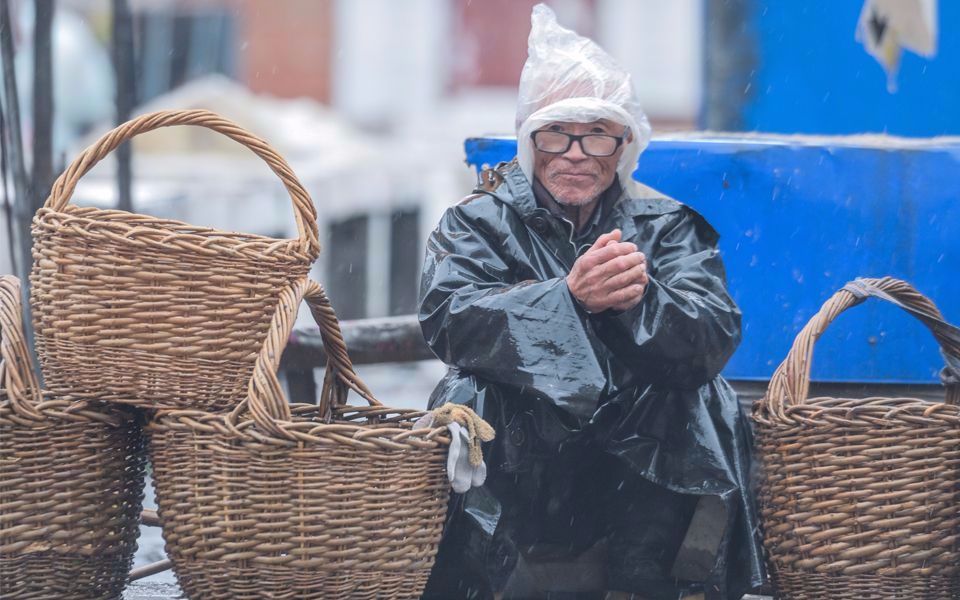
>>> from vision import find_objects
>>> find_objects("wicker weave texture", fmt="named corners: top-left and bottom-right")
top-left (758, 418), bottom-right (960, 598)
top-left (30, 109), bottom-right (320, 411)
top-left (0, 276), bottom-right (146, 600)
top-left (159, 564), bottom-right (432, 600)
top-left (148, 279), bottom-right (451, 599)
top-left (771, 571), bottom-right (960, 600)
top-left (0, 410), bottom-right (146, 599)
top-left (150, 418), bottom-right (447, 599)
top-left (754, 277), bottom-right (960, 598)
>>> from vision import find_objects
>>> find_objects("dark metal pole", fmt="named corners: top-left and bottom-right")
top-left (32, 0), bottom-right (54, 216)
top-left (22, 0), bottom-right (53, 369)
top-left (112, 0), bottom-right (136, 212)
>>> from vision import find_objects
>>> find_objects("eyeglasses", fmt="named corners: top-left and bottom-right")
top-left (530, 130), bottom-right (625, 157)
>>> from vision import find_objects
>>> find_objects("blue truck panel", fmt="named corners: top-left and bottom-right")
top-left (733, 1), bottom-right (960, 136)
top-left (464, 136), bottom-right (960, 384)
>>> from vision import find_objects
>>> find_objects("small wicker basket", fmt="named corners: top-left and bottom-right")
top-left (753, 276), bottom-right (960, 599)
top-left (30, 109), bottom-right (320, 411)
top-left (148, 278), bottom-right (451, 600)
top-left (0, 276), bottom-right (146, 600)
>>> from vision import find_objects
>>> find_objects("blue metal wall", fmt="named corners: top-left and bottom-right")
top-left (464, 136), bottom-right (960, 384)
top-left (737, 1), bottom-right (960, 136)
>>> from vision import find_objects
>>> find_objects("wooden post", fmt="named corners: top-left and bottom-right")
top-left (140, 508), bottom-right (161, 528)
top-left (129, 559), bottom-right (173, 581)
top-left (279, 314), bottom-right (435, 373)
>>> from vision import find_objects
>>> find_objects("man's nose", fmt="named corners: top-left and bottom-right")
top-left (562, 138), bottom-right (589, 160)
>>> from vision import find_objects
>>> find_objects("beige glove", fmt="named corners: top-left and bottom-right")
top-left (415, 404), bottom-right (495, 493)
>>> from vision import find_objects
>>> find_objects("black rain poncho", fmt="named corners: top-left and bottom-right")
top-left (418, 160), bottom-right (765, 599)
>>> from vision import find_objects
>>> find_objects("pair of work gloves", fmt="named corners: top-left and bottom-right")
top-left (414, 404), bottom-right (495, 493)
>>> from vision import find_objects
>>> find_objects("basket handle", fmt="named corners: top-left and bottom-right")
top-left (234, 278), bottom-right (380, 439)
top-left (44, 109), bottom-right (320, 256)
top-left (0, 276), bottom-right (44, 420)
top-left (763, 277), bottom-right (960, 420)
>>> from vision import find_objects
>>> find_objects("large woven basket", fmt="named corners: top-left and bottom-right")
top-left (753, 277), bottom-right (960, 599)
top-left (0, 276), bottom-right (146, 599)
top-left (30, 109), bottom-right (320, 411)
top-left (148, 278), bottom-right (450, 600)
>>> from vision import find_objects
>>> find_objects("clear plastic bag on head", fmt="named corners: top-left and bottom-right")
top-left (516, 3), bottom-right (651, 186)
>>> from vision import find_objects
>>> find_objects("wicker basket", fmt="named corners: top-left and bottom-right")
top-left (0, 276), bottom-right (146, 599)
top-left (753, 277), bottom-right (960, 599)
top-left (30, 109), bottom-right (320, 411)
top-left (148, 278), bottom-right (451, 600)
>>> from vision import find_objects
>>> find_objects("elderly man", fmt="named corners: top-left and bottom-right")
top-left (419, 6), bottom-right (765, 599)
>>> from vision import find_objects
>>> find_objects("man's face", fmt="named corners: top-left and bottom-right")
top-left (532, 119), bottom-right (627, 206)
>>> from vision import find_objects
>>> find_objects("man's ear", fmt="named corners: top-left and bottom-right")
top-left (624, 127), bottom-right (634, 143)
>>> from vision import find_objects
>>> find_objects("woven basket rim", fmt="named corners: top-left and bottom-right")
top-left (772, 396), bottom-right (960, 413)
top-left (40, 109), bottom-right (320, 257)
top-left (0, 394), bottom-right (135, 427)
top-left (757, 277), bottom-right (960, 426)
top-left (34, 205), bottom-right (314, 261)
top-left (148, 402), bottom-right (451, 450)
top-left (753, 394), bottom-right (960, 429)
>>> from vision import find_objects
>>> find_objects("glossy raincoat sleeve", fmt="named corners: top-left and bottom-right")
top-left (594, 208), bottom-right (741, 388)
top-left (419, 202), bottom-right (608, 422)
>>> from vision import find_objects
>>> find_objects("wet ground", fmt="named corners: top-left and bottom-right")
top-left (125, 582), bottom-right (183, 599)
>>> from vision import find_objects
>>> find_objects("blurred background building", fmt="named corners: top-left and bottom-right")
top-left (0, 0), bottom-right (705, 307)
top-left (0, 0), bottom-right (954, 384)
top-left (3, 0), bottom-right (955, 303)
top-left (1, 0), bottom-right (955, 305)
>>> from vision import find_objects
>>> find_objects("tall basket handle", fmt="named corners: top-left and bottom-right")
top-left (302, 282), bottom-right (380, 418)
top-left (45, 109), bottom-right (320, 257)
top-left (232, 278), bottom-right (380, 440)
top-left (0, 276), bottom-right (44, 420)
top-left (762, 276), bottom-right (960, 422)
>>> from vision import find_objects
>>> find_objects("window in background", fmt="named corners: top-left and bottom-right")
top-left (389, 207), bottom-right (421, 316)
top-left (137, 9), bottom-right (237, 104)
top-left (327, 215), bottom-right (369, 320)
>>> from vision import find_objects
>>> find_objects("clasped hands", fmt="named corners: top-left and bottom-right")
top-left (566, 228), bottom-right (648, 313)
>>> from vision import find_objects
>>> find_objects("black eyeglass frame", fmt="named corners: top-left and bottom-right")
top-left (529, 129), bottom-right (627, 157)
